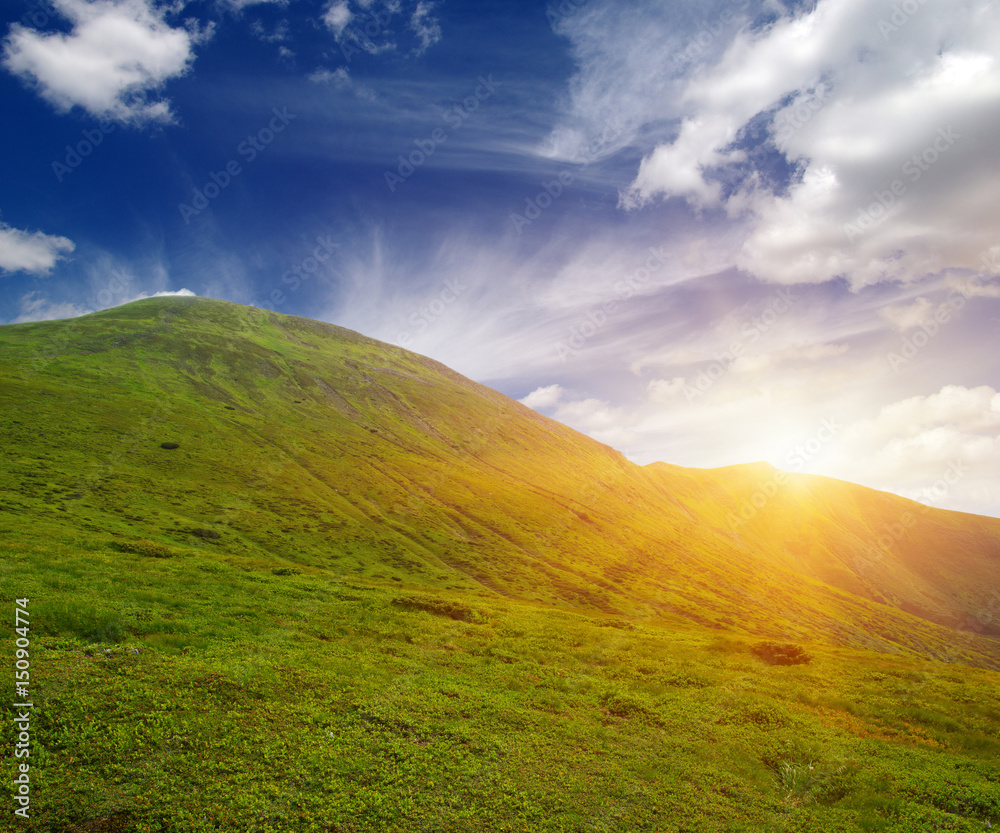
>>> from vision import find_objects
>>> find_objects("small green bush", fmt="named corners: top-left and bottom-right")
top-left (392, 594), bottom-right (477, 622)
top-left (115, 538), bottom-right (178, 558)
top-left (751, 641), bottom-right (812, 665)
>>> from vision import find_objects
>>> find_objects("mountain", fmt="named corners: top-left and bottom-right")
top-left (2, 295), bottom-right (998, 666)
top-left (4, 295), bottom-right (1000, 832)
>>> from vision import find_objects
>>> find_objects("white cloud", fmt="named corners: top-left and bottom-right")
top-left (224, 0), bottom-right (288, 9)
top-left (823, 385), bottom-right (1000, 514)
top-left (0, 223), bottom-right (75, 274)
top-left (409, 2), bottom-right (441, 55)
top-left (309, 66), bottom-right (350, 85)
top-left (552, 396), bottom-right (631, 445)
top-left (307, 65), bottom-right (376, 101)
top-left (2, 0), bottom-right (208, 125)
top-left (542, 1), bottom-right (748, 163)
top-left (946, 274), bottom-right (1000, 299)
top-left (609, 0), bottom-right (1000, 287)
top-left (134, 288), bottom-right (196, 300)
top-left (322, 0), bottom-right (353, 37)
top-left (12, 291), bottom-right (89, 323)
top-left (519, 384), bottom-right (564, 410)
top-left (647, 377), bottom-right (687, 402)
top-left (843, 385), bottom-right (1000, 444)
top-left (249, 18), bottom-right (290, 43)
top-left (878, 297), bottom-right (935, 332)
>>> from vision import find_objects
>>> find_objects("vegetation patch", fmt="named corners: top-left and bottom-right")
top-left (752, 641), bottom-right (813, 665)
top-left (392, 594), bottom-right (478, 622)
top-left (114, 538), bottom-right (178, 558)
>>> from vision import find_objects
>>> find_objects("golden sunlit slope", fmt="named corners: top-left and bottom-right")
top-left (646, 461), bottom-right (1000, 635)
top-left (2, 296), bottom-right (998, 668)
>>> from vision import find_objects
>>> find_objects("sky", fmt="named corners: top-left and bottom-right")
top-left (1, 0), bottom-right (999, 517)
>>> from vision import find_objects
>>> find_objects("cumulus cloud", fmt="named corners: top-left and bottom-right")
top-left (2, 0), bottom-right (208, 125)
top-left (826, 386), bottom-right (1000, 514)
top-left (0, 223), bottom-right (75, 275)
top-left (610, 0), bottom-right (1000, 287)
top-left (520, 384), bottom-right (564, 410)
top-left (322, 0), bottom-right (353, 37)
top-left (843, 385), bottom-right (1000, 445)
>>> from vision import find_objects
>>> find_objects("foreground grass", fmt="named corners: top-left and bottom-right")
top-left (3, 538), bottom-right (999, 832)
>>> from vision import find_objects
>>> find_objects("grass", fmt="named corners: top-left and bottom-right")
top-left (0, 296), bottom-right (999, 830)
top-left (3, 541), bottom-right (1000, 831)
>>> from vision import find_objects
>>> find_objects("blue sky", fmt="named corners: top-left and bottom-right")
top-left (2, 0), bottom-right (1000, 516)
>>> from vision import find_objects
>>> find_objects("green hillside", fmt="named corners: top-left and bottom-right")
top-left (2, 296), bottom-right (999, 831)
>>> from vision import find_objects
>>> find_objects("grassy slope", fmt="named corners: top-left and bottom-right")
top-left (1, 295), bottom-right (996, 664)
top-left (646, 462), bottom-right (1000, 635)
top-left (1, 296), bottom-right (999, 831)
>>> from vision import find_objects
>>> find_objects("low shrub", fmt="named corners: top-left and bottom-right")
top-left (392, 594), bottom-right (477, 622)
top-left (751, 641), bottom-right (812, 665)
top-left (115, 538), bottom-right (177, 558)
